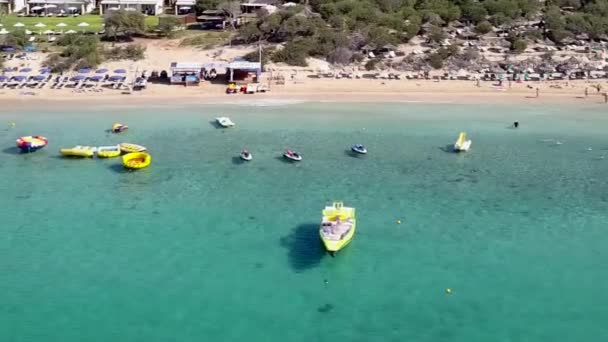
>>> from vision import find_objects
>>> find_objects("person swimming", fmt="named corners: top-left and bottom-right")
top-left (514, 121), bottom-right (519, 128)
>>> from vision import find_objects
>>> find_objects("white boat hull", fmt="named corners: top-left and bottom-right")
top-left (454, 140), bottom-right (472, 152)
top-left (240, 153), bottom-right (252, 161)
top-left (283, 153), bottom-right (302, 161)
top-left (216, 117), bottom-right (235, 127)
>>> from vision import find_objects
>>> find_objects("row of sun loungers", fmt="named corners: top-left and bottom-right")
top-left (0, 75), bottom-right (128, 90)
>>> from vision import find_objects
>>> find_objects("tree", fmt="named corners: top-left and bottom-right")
top-left (510, 38), bottom-right (527, 53)
top-left (238, 22), bottom-right (263, 43)
top-left (195, 0), bottom-right (221, 12)
top-left (418, 0), bottom-right (462, 23)
top-left (271, 38), bottom-right (314, 66)
top-left (545, 6), bottom-right (566, 31)
top-left (475, 21), bottom-right (493, 34)
top-left (428, 52), bottom-right (444, 69)
top-left (328, 47), bottom-right (353, 65)
top-left (157, 16), bottom-right (183, 37)
top-left (428, 25), bottom-right (446, 43)
top-left (104, 10), bottom-right (145, 42)
top-left (4, 30), bottom-right (28, 48)
top-left (461, 1), bottom-right (488, 24)
top-left (219, 1), bottom-right (241, 30)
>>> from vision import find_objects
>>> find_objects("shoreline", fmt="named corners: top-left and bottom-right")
top-left (1, 80), bottom-right (606, 110)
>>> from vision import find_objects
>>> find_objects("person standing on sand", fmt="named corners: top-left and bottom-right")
top-left (604, 93), bottom-right (607, 104)
top-left (585, 87), bottom-right (588, 97)
top-left (536, 87), bottom-right (540, 98)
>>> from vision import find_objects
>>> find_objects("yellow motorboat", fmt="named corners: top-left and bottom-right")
top-left (97, 145), bottom-right (121, 158)
top-left (122, 152), bottom-right (151, 169)
top-left (60, 145), bottom-right (97, 158)
top-left (119, 143), bottom-right (147, 154)
top-left (112, 123), bottom-right (128, 133)
top-left (319, 202), bottom-right (356, 256)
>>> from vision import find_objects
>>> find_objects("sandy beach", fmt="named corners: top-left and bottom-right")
top-left (1, 78), bottom-right (607, 110)
top-left (3, 39), bottom-right (608, 109)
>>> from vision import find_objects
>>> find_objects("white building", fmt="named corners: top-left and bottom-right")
top-left (0, 0), bottom-right (27, 13)
top-left (24, 0), bottom-right (96, 14)
top-left (99, 0), bottom-right (163, 15)
top-left (174, 0), bottom-right (194, 15)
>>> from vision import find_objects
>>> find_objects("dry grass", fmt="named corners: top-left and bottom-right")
top-left (179, 31), bottom-right (233, 49)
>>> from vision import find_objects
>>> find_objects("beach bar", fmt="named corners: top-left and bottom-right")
top-left (170, 62), bottom-right (202, 85)
top-left (226, 61), bottom-right (261, 83)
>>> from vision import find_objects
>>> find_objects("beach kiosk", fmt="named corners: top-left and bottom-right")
top-left (226, 61), bottom-right (262, 83)
top-left (170, 62), bottom-right (202, 86)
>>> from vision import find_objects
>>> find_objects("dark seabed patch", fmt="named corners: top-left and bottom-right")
top-left (317, 303), bottom-right (334, 313)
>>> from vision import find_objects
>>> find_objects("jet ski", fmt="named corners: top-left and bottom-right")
top-left (351, 144), bottom-right (367, 154)
top-left (240, 149), bottom-right (252, 161)
top-left (283, 149), bottom-right (302, 161)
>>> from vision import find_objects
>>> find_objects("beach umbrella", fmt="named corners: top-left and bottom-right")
top-left (39, 68), bottom-right (51, 74)
top-left (56, 22), bottom-right (67, 34)
top-left (0, 75), bottom-right (8, 81)
top-left (32, 75), bottom-right (47, 81)
top-left (12, 75), bottom-right (27, 81)
top-left (114, 69), bottom-right (126, 74)
top-left (34, 23), bottom-right (46, 35)
top-left (89, 75), bottom-right (104, 82)
top-left (78, 68), bottom-right (91, 74)
top-left (0, 28), bottom-right (9, 35)
top-left (20, 68), bottom-right (32, 73)
top-left (95, 68), bottom-right (109, 74)
top-left (70, 75), bottom-right (86, 81)
top-left (78, 22), bottom-right (90, 33)
top-left (108, 75), bottom-right (125, 82)
top-left (13, 23), bottom-right (25, 28)
top-left (65, 30), bottom-right (77, 34)
top-left (43, 30), bottom-right (55, 35)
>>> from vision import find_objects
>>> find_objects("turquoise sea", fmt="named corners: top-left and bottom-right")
top-left (1, 101), bottom-right (608, 341)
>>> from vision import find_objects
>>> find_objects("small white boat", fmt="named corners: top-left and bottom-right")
top-left (453, 132), bottom-right (472, 152)
top-left (283, 149), bottom-right (302, 161)
top-left (216, 116), bottom-right (235, 128)
top-left (240, 149), bottom-right (252, 161)
top-left (351, 144), bottom-right (367, 154)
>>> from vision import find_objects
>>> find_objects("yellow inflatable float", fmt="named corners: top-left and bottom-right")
top-left (122, 152), bottom-right (151, 169)
top-left (60, 146), bottom-right (97, 158)
top-left (97, 145), bottom-right (121, 158)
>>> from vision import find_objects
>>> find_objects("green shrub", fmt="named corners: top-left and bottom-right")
top-left (271, 38), bottom-right (314, 66)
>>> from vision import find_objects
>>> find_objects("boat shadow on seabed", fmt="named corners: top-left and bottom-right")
top-left (280, 223), bottom-right (327, 272)
top-left (3, 147), bottom-right (22, 155)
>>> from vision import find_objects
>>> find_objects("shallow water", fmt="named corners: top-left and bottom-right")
top-left (1, 102), bottom-right (608, 341)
